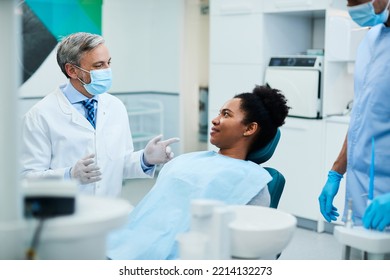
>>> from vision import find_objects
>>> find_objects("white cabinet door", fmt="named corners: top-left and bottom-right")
top-left (209, 64), bottom-right (264, 112)
top-left (210, 0), bottom-right (263, 64)
top-left (210, 13), bottom-right (263, 64)
top-left (266, 118), bottom-right (325, 221)
top-left (263, 0), bottom-right (329, 13)
top-left (210, 0), bottom-right (263, 16)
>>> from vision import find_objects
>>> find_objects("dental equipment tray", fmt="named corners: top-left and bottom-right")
top-left (334, 226), bottom-right (390, 254)
top-left (23, 180), bottom-right (77, 218)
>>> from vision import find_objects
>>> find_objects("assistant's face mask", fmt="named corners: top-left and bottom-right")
top-left (348, 0), bottom-right (390, 27)
top-left (74, 65), bottom-right (112, 95)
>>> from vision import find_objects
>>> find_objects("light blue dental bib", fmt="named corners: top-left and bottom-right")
top-left (107, 151), bottom-right (271, 260)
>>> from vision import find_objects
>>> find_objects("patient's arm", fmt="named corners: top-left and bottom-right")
top-left (247, 186), bottom-right (271, 207)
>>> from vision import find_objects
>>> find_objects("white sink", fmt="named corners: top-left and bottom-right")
top-left (228, 205), bottom-right (297, 259)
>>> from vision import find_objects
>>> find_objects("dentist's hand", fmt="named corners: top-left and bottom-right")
top-left (144, 135), bottom-right (180, 165)
top-left (363, 193), bottom-right (390, 231)
top-left (318, 170), bottom-right (343, 222)
top-left (71, 154), bottom-right (102, 184)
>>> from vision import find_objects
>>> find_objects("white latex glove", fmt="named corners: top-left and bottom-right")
top-left (70, 154), bottom-right (102, 184)
top-left (143, 135), bottom-right (180, 165)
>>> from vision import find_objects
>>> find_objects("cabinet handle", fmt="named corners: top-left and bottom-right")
top-left (219, 4), bottom-right (252, 15)
top-left (275, 0), bottom-right (312, 8)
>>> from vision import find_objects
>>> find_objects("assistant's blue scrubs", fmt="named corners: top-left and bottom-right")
top-left (346, 24), bottom-right (390, 224)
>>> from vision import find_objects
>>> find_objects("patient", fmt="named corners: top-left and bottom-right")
top-left (107, 85), bottom-right (289, 260)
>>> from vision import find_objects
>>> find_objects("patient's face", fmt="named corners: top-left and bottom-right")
top-left (210, 98), bottom-right (248, 149)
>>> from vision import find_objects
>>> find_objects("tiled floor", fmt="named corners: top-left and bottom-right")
top-left (121, 178), bottom-right (343, 260)
top-left (278, 227), bottom-right (342, 260)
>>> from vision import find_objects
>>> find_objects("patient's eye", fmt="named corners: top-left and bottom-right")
top-left (221, 109), bottom-right (231, 118)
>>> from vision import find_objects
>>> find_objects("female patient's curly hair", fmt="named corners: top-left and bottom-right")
top-left (235, 85), bottom-right (290, 152)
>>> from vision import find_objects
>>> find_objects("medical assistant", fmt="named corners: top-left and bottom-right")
top-left (346, 23), bottom-right (390, 223)
top-left (21, 82), bottom-right (152, 197)
top-left (107, 150), bottom-right (271, 260)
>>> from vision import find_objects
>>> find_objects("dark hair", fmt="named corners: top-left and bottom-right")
top-left (56, 32), bottom-right (105, 78)
top-left (234, 85), bottom-right (290, 152)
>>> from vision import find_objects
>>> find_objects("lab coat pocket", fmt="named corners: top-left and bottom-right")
top-left (103, 124), bottom-right (125, 160)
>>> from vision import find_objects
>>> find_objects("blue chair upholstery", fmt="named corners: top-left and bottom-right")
top-left (247, 128), bottom-right (281, 164)
top-left (246, 129), bottom-right (285, 209)
top-left (263, 167), bottom-right (285, 209)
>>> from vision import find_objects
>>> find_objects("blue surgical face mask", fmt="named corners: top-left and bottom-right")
top-left (348, 0), bottom-right (390, 27)
top-left (75, 65), bottom-right (112, 95)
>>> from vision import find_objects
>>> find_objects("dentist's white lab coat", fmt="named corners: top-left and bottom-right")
top-left (21, 86), bottom-right (152, 197)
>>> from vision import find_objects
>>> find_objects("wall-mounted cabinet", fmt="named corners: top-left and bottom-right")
top-left (210, 0), bottom-right (263, 16)
top-left (262, 9), bottom-right (325, 58)
top-left (322, 8), bottom-right (366, 116)
top-left (210, 14), bottom-right (264, 64)
top-left (209, 64), bottom-right (265, 112)
top-left (263, 0), bottom-right (330, 13)
top-left (261, 7), bottom-right (356, 116)
top-left (210, 11), bottom-right (263, 64)
top-left (208, 0), bottom-right (264, 133)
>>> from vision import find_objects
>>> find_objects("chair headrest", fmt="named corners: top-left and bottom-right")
top-left (246, 128), bottom-right (281, 164)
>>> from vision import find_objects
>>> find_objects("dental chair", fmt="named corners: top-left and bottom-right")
top-left (247, 128), bottom-right (285, 209)
top-left (247, 128), bottom-right (285, 259)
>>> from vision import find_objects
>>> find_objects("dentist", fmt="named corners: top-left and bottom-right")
top-left (21, 32), bottom-right (179, 197)
top-left (319, 0), bottom-right (390, 232)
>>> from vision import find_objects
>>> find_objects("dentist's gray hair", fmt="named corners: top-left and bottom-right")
top-left (57, 32), bottom-right (105, 78)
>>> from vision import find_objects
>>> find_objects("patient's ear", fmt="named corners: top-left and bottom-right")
top-left (243, 122), bottom-right (258, 136)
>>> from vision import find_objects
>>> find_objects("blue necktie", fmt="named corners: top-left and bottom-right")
top-left (82, 99), bottom-right (97, 128)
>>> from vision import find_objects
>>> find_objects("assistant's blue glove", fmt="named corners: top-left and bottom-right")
top-left (318, 170), bottom-right (343, 222)
top-left (363, 193), bottom-right (390, 231)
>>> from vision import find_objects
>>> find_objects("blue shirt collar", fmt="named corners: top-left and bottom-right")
top-left (62, 81), bottom-right (99, 104)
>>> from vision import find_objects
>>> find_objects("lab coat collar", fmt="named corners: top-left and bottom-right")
top-left (55, 85), bottom-right (94, 130)
top-left (56, 84), bottom-right (111, 131)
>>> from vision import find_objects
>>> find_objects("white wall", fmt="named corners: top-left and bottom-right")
top-left (19, 49), bottom-right (67, 98)
top-left (103, 0), bottom-right (183, 93)
top-left (19, 0), bottom-right (185, 95)
top-left (18, 1), bottom-right (150, 98)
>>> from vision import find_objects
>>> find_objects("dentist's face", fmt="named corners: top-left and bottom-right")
top-left (210, 98), bottom-right (248, 149)
top-left (75, 44), bottom-right (111, 84)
